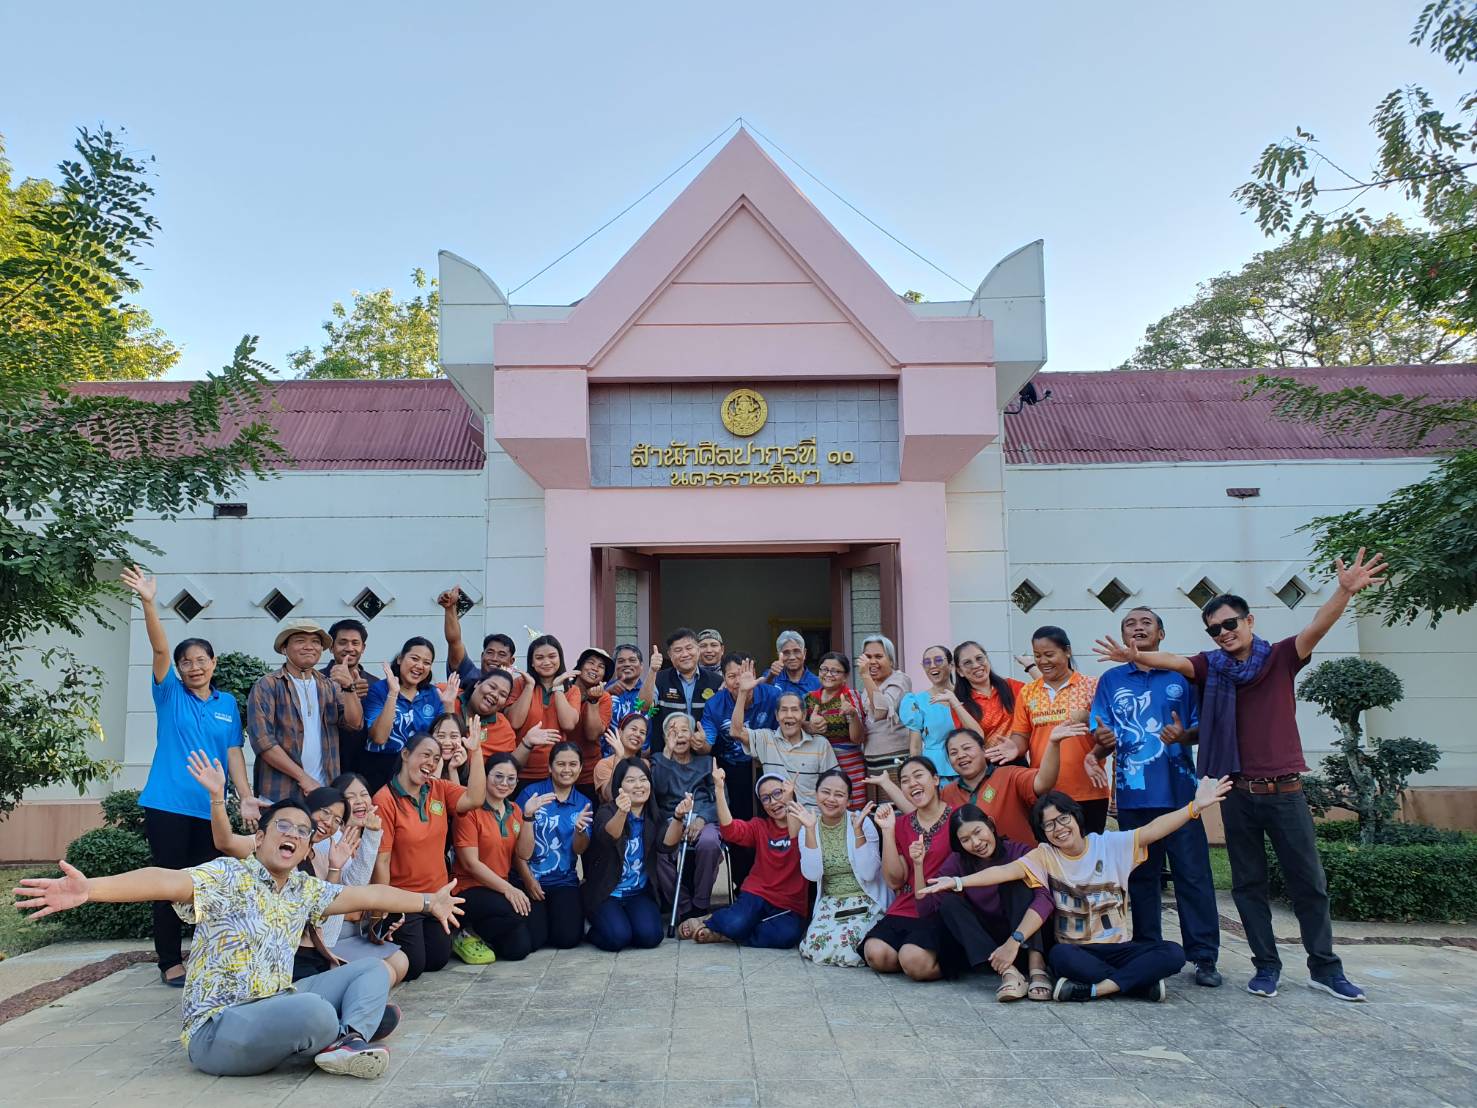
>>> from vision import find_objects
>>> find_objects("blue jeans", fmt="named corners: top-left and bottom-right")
top-left (1116, 806), bottom-right (1220, 966)
top-left (587, 889), bottom-right (664, 951)
top-left (706, 891), bottom-right (805, 949)
top-left (1050, 939), bottom-right (1185, 994)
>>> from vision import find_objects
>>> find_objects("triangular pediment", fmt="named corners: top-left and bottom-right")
top-left (492, 129), bottom-right (990, 373)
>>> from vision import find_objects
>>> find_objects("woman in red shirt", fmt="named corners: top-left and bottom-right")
top-left (952, 641), bottom-right (1024, 749)
top-left (803, 652), bottom-right (867, 808)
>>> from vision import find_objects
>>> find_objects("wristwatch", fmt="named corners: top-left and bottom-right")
top-left (1011, 929), bottom-right (1026, 944)
top-left (421, 894), bottom-right (431, 914)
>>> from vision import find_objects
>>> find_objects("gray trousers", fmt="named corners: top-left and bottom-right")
top-left (187, 958), bottom-right (390, 1076)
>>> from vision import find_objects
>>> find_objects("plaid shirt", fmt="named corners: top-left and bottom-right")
top-left (247, 668), bottom-right (347, 800)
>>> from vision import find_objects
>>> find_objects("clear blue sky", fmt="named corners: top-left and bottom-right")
top-left (1, 1), bottom-right (1458, 378)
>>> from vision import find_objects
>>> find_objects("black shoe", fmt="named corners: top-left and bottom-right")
top-left (159, 965), bottom-right (185, 989)
top-left (1194, 962), bottom-right (1223, 988)
top-left (370, 1002), bottom-right (401, 1042)
top-left (1052, 978), bottom-right (1094, 1002)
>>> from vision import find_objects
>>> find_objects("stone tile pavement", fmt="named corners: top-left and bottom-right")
top-left (0, 928), bottom-right (1473, 1107)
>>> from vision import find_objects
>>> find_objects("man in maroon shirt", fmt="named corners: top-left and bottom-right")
top-left (1093, 549), bottom-right (1387, 1004)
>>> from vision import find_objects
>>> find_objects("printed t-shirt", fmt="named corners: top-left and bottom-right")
top-left (373, 776), bottom-right (466, 894)
top-left (745, 727), bottom-right (839, 807)
top-left (1021, 829), bottom-right (1145, 945)
top-left (451, 801), bottom-right (524, 894)
top-left (141, 668), bottom-right (243, 820)
top-left (771, 669), bottom-right (821, 700)
top-left (703, 683), bottom-right (782, 764)
top-left (1091, 664), bottom-right (1200, 809)
top-left (1189, 636), bottom-right (1311, 778)
top-left (1008, 671), bottom-right (1104, 802)
top-left (886, 806), bottom-right (957, 918)
top-left (899, 692), bottom-right (959, 780)
top-left (363, 680), bottom-right (443, 755)
top-left (514, 782), bottom-right (589, 889)
top-left (941, 764), bottom-right (1038, 846)
top-left (719, 816), bottom-right (808, 916)
top-left (917, 841), bottom-right (1053, 928)
top-left (612, 815), bottom-right (647, 897)
top-left (603, 681), bottom-right (646, 755)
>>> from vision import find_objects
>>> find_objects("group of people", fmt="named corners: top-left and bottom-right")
top-left (12, 549), bottom-right (1388, 1081)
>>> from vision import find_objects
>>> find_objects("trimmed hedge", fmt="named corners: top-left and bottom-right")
top-left (100, 788), bottom-right (145, 835)
top-left (1315, 820), bottom-right (1466, 847)
top-left (1267, 832), bottom-right (1477, 923)
top-left (59, 826), bottom-right (153, 939)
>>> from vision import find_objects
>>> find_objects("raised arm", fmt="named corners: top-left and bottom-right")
top-left (1136, 777), bottom-right (1232, 846)
top-left (366, 666), bottom-right (400, 748)
top-left (875, 805), bottom-right (907, 889)
top-left (865, 772), bottom-right (913, 814)
top-left (185, 752), bottom-right (255, 858)
top-left (438, 588), bottom-right (467, 671)
top-left (639, 645), bottom-right (661, 707)
top-left (120, 567), bottom-right (170, 683)
top-left (1032, 721), bottom-right (1078, 795)
top-left (712, 764), bottom-right (733, 827)
top-left (1296, 549), bottom-right (1388, 659)
top-left (327, 880), bottom-right (464, 933)
top-left (506, 670), bottom-right (535, 729)
top-left (453, 734), bottom-right (486, 813)
top-left (1091, 636), bottom-right (1194, 678)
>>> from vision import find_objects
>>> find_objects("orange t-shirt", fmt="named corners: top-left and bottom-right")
top-left (515, 685), bottom-right (577, 780)
top-left (1008, 671), bottom-right (1103, 802)
top-left (451, 801), bottom-right (524, 895)
top-left (478, 713), bottom-right (517, 757)
top-left (573, 689), bottom-right (613, 786)
top-left (373, 777), bottom-right (466, 894)
top-left (941, 764), bottom-right (1038, 845)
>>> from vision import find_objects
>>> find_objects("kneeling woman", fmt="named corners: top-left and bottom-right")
top-left (794, 769), bottom-right (891, 966)
top-left (681, 769), bottom-right (808, 948)
top-left (515, 742), bottom-right (593, 950)
top-left (862, 756), bottom-right (956, 980)
top-left (451, 752), bottom-right (534, 963)
top-left (583, 758), bottom-right (689, 950)
top-left (373, 729), bottom-right (485, 980)
top-left (916, 805), bottom-right (1053, 1001)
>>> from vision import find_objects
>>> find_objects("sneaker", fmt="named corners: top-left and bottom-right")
top-left (1247, 968), bottom-right (1280, 997)
top-left (1194, 962), bottom-right (1223, 988)
top-left (370, 1003), bottom-right (401, 1043)
top-left (313, 1034), bottom-right (389, 1079)
top-left (1137, 978), bottom-right (1168, 1002)
top-left (450, 932), bottom-right (496, 965)
top-left (1308, 973), bottom-right (1366, 1002)
top-left (1052, 978), bottom-right (1094, 1002)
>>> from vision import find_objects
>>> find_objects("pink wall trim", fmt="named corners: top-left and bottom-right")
top-left (541, 482), bottom-right (951, 689)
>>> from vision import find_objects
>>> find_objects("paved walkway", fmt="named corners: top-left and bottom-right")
top-left (0, 924), bottom-right (1474, 1108)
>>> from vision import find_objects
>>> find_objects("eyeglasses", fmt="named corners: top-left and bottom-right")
top-left (489, 774), bottom-right (519, 786)
top-left (1040, 814), bottom-right (1077, 833)
top-left (922, 655), bottom-right (949, 667)
top-left (272, 819), bottom-right (313, 840)
top-left (758, 790), bottom-right (786, 805)
top-left (959, 656), bottom-right (987, 669)
top-left (818, 667), bottom-right (845, 677)
top-left (315, 812), bottom-right (343, 827)
top-left (1205, 617), bottom-right (1245, 637)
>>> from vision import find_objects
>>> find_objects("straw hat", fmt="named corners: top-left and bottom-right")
top-left (273, 619), bottom-right (332, 655)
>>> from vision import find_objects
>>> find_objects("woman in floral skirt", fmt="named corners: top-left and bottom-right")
top-left (791, 769), bottom-right (892, 966)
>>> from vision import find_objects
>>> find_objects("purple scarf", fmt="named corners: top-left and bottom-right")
top-left (1197, 636), bottom-right (1273, 779)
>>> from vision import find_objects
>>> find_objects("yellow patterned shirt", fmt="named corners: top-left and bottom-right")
top-left (173, 855), bottom-right (342, 1046)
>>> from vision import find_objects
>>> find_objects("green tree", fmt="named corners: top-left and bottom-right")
top-left (290, 268), bottom-right (439, 379)
top-left (1237, 1), bottom-right (1477, 627)
top-left (1118, 219), bottom-right (1474, 370)
top-left (1297, 657), bottom-right (1442, 843)
top-left (0, 126), bottom-right (282, 815)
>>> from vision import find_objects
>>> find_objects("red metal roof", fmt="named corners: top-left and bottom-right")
top-left (1003, 365), bottom-right (1477, 465)
top-left (72, 379), bottom-right (484, 471)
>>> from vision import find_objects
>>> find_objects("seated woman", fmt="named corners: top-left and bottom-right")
top-left (680, 770), bottom-right (808, 949)
top-left (431, 709), bottom-right (470, 784)
top-left (862, 756), bottom-right (956, 981)
top-left (650, 713), bottom-right (721, 923)
top-left (583, 758), bottom-right (689, 951)
top-left (919, 783), bottom-right (1231, 1002)
top-left (595, 714), bottom-right (650, 802)
top-left (323, 772), bottom-right (409, 982)
top-left (451, 752), bottom-right (534, 963)
top-left (372, 729), bottom-right (485, 980)
top-left (515, 742), bottom-right (593, 951)
top-left (802, 652), bottom-right (866, 807)
top-left (363, 637), bottom-right (449, 793)
top-left (915, 804), bottom-right (1053, 1001)
top-left (791, 769), bottom-right (890, 966)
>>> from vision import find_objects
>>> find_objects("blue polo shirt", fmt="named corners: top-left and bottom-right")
top-left (363, 679), bottom-right (443, 754)
top-left (515, 782), bottom-right (589, 888)
top-left (1091, 664), bottom-right (1200, 809)
top-left (703, 683), bottom-right (782, 765)
top-left (140, 668), bottom-right (243, 820)
top-left (771, 669), bottom-right (821, 700)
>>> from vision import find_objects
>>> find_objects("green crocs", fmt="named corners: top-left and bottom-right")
top-left (451, 932), bottom-right (496, 965)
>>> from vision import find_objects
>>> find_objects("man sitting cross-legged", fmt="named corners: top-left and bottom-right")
top-left (13, 795), bottom-right (462, 1080)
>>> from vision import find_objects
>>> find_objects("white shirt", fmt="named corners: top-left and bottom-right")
top-left (290, 674), bottom-right (326, 784)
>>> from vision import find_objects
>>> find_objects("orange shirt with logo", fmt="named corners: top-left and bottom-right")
top-left (1008, 671), bottom-right (1103, 802)
top-left (373, 777), bottom-right (466, 894)
top-left (451, 801), bottom-right (524, 895)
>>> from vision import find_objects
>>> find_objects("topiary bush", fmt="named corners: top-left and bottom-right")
top-left (99, 788), bottom-right (145, 835)
top-left (57, 826), bottom-right (153, 939)
top-left (1267, 836), bottom-right (1477, 922)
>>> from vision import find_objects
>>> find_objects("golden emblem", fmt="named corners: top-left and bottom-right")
top-left (720, 388), bottom-right (767, 437)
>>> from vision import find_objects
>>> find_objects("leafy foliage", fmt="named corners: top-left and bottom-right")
top-left (1297, 658), bottom-right (1442, 842)
top-left (0, 126), bottom-right (281, 822)
top-left (99, 787), bottom-right (145, 834)
top-left (59, 826), bottom-right (152, 939)
top-left (290, 268), bottom-right (439, 379)
top-left (1267, 838), bottom-right (1477, 922)
top-left (1315, 819), bottom-right (1465, 846)
top-left (212, 651), bottom-right (272, 725)
top-left (1119, 221), bottom-right (1476, 370)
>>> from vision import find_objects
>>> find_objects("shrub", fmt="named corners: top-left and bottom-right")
top-left (212, 651), bottom-right (272, 723)
top-left (1267, 838), bottom-right (1477, 922)
top-left (1315, 820), bottom-right (1465, 847)
top-left (58, 826), bottom-right (153, 939)
top-left (100, 788), bottom-right (145, 834)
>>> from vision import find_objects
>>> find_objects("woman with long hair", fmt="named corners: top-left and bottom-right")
top-left (515, 741), bottom-right (593, 950)
top-left (952, 641), bottom-right (1024, 749)
top-left (917, 804), bottom-right (1053, 1001)
top-left (430, 711), bottom-right (470, 784)
top-left (595, 714), bottom-right (650, 802)
top-left (803, 652), bottom-right (867, 808)
top-left (451, 752), bottom-right (534, 963)
top-left (121, 566), bottom-right (255, 987)
top-left (372, 729), bottom-right (485, 979)
top-left (363, 637), bottom-right (448, 792)
top-left (507, 635), bottom-right (581, 789)
top-left (899, 646), bottom-right (980, 784)
top-left (792, 769), bottom-right (891, 966)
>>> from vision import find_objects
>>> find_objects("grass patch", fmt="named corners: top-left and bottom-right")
top-left (1208, 846), bottom-right (1232, 891)
top-left (0, 865), bottom-right (63, 957)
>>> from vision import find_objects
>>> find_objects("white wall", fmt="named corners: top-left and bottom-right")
top-left (1000, 456), bottom-right (1477, 784)
top-left (945, 442), bottom-right (1013, 669)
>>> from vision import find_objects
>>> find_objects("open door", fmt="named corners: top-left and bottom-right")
top-left (594, 547), bottom-right (661, 651)
top-left (831, 544), bottom-right (900, 662)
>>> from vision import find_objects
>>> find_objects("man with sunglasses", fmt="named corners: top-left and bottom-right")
top-left (14, 796), bottom-right (463, 1080)
top-left (1092, 549), bottom-right (1388, 1003)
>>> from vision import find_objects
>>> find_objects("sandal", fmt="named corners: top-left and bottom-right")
top-left (676, 917), bottom-right (707, 941)
top-left (1027, 971), bottom-right (1052, 1002)
top-left (996, 968), bottom-right (1028, 1002)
